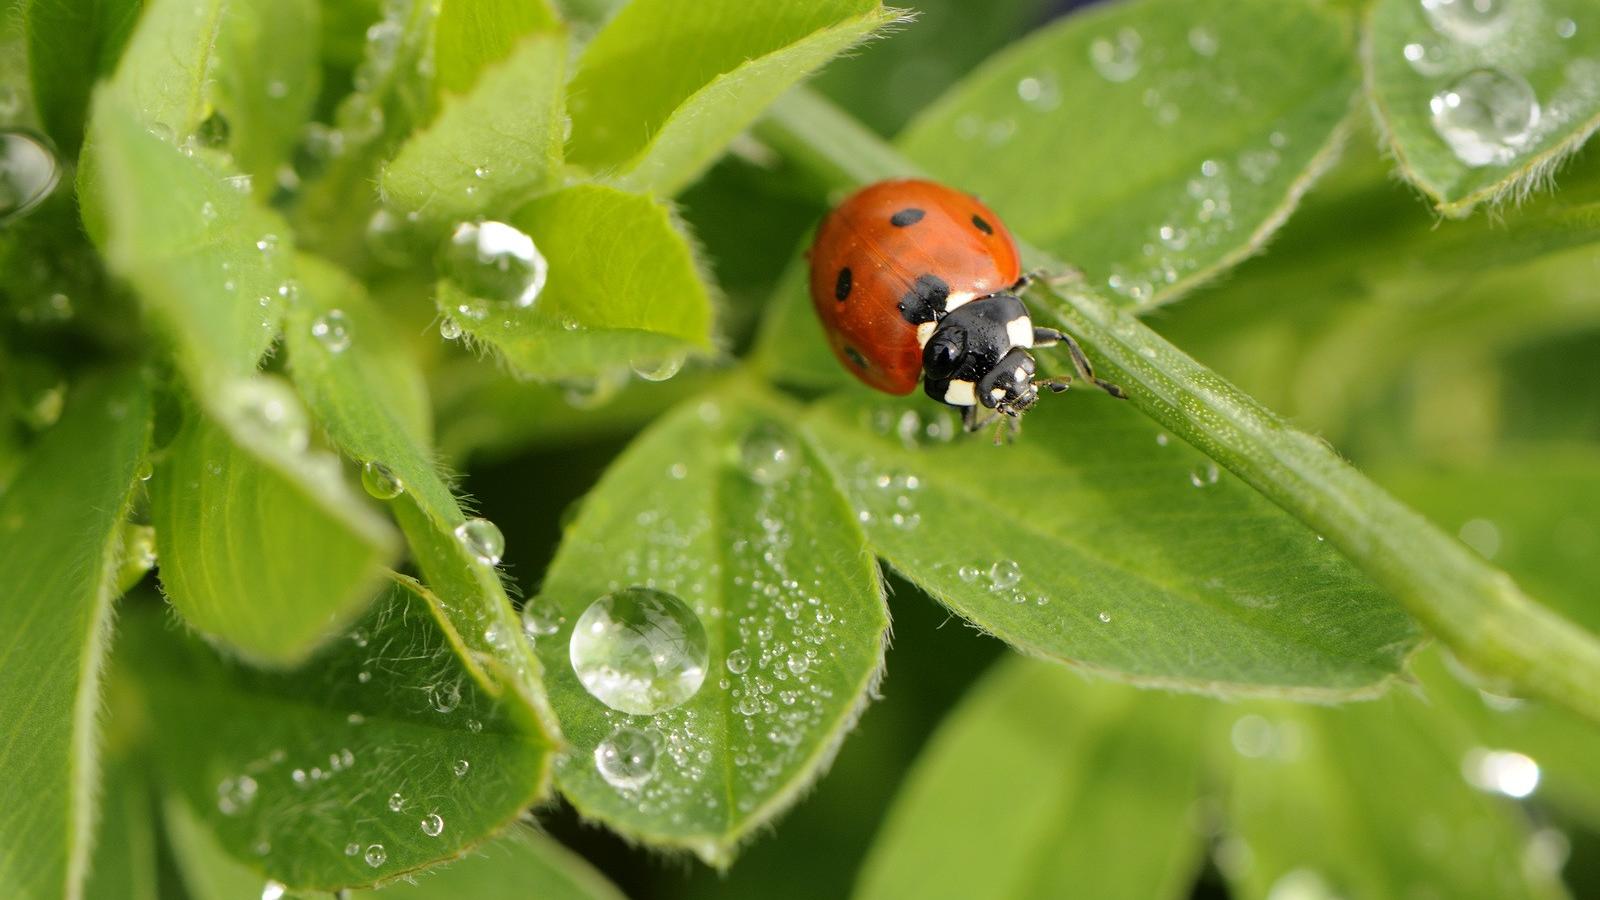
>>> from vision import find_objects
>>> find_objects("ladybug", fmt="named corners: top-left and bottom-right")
top-left (808, 179), bottom-right (1123, 436)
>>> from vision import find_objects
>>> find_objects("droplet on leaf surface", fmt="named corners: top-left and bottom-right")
top-left (569, 587), bottom-right (709, 715)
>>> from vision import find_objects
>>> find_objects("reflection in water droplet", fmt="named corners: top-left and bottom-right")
top-left (1420, 0), bottom-right (1509, 44)
top-left (311, 309), bottom-right (351, 353)
top-left (454, 517), bottom-right (505, 565)
top-left (223, 377), bottom-right (310, 453)
top-left (0, 129), bottom-right (60, 225)
top-left (569, 587), bottom-right (709, 715)
top-left (441, 221), bottom-right (547, 308)
top-left (1089, 28), bottom-right (1142, 82)
top-left (740, 424), bottom-right (799, 486)
top-left (1429, 68), bottom-right (1539, 167)
top-left (420, 813), bottom-right (445, 837)
top-left (364, 844), bottom-right (387, 867)
top-left (361, 460), bottom-right (404, 500)
top-left (1462, 747), bottom-right (1539, 797)
top-left (595, 726), bottom-right (657, 790)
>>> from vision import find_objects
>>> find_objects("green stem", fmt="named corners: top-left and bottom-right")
top-left (755, 87), bottom-right (1600, 723)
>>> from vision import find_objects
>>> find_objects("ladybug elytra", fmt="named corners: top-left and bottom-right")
top-left (807, 179), bottom-right (1123, 437)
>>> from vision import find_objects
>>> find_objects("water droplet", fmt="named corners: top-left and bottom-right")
top-left (429, 681), bottom-right (462, 713)
top-left (222, 377), bottom-right (309, 453)
top-left (261, 882), bottom-right (286, 900)
top-left (786, 654), bottom-right (809, 676)
top-left (344, 843), bottom-right (360, 856)
top-left (216, 775), bottom-right (258, 815)
top-left (364, 844), bottom-right (386, 867)
top-left (1402, 39), bottom-right (1451, 75)
top-left (441, 221), bottom-right (548, 308)
top-left (740, 424), bottom-right (799, 486)
top-left (569, 587), bottom-right (708, 715)
top-left (1430, 68), bottom-right (1539, 167)
top-left (199, 201), bottom-right (217, 223)
top-left (1420, 0), bottom-right (1509, 43)
top-left (1265, 869), bottom-right (1338, 900)
top-left (453, 759), bottom-right (470, 777)
top-left (1015, 72), bottom-right (1061, 110)
top-left (0, 129), bottom-right (61, 225)
top-left (454, 517), bottom-right (504, 565)
top-left (957, 565), bottom-right (980, 583)
top-left (1189, 463), bottom-right (1221, 487)
top-left (1089, 28), bottom-right (1142, 82)
top-left (1462, 747), bottom-right (1539, 797)
top-left (1097, 611), bottom-right (1112, 624)
top-left (1187, 25), bottom-right (1219, 57)
top-left (1157, 224), bottom-right (1190, 251)
top-left (387, 792), bottom-right (404, 812)
top-left (1458, 518), bottom-right (1501, 559)
top-left (1556, 18), bottom-right (1577, 39)
top-left (595, 726), bottom-right (657, 790)
top-left (361, 460), bottom-right (404, 500)
top-left (310, 309), bottom-right (351, 353)
top-left (726, 649), bottom-right (750, 674)
top-left (439, 317), bottom-right (464, 340)
top-left (420, 813), bottom-right (445, 837)
top-left (988, 560), bottom-right (1022, 592)
top-left (521, 600), bottom-right (563, 639)
top-left (630, 354), bottom-right (684, 382)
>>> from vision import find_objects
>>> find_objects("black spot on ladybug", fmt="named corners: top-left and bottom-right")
top-left (971, 214), bottom-right (994, 235)
top-left (898, 273), bottom-right (949, 324)
top-left (889, 208), bottom-right (925, 227)
top-left (843, 346), bottom-right (869, 370)
top-left (835, 267), bottom-right (852, 302)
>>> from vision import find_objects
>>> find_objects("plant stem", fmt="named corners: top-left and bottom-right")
top-left (755, 87), bottom-right (1600, 722)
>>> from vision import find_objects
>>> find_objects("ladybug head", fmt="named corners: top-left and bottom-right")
top-left (921, 294), bottom-right (1041, 417)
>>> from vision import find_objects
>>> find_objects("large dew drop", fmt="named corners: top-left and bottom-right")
top-left (594, 726), bottom-right (658, 790)
top-left (361, 460), bottom-right (404, 500)
top-left (569, 587), bottom-right (708, 715)
top-left (1420, 0), bottom-right (1509, 44)
top-left (1429, 68), bottom-right (1539, 167)
top-left (441, 221), bottom-right (548, 308)
top-left (454, 517), bottom-right (504, 565)
top-left (0, 130), bottom-right (59, 225)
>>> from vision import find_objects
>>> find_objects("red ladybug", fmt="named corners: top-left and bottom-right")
top-left (808, 178), bottom-right (1122, 434)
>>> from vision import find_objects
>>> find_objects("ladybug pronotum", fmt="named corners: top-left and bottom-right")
top-left (807, 178), bottom-right (1124, 438)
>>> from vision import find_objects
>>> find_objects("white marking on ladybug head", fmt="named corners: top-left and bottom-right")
top-left (915, 321), bottom-right (936, 348)
top-left (943, 380), bottom-right (977, 406)
top-left (1013, 366), bottom-right (1027, 383)
top-left (989, 386), bottom-right (1006, 402)
top-left (1006, 316), bottom-right (1033, 349)
top-left (944, 291), bottom-right (978, 313)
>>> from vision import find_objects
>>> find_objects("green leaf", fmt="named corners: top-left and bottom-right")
top-left (0, 372), bottom-right (150, 900)
top-left (285, 255), bottom-right (560, 727)
top-left (442, 184), bottom-right (715, 381)
top-left (127, 576), bottom-right (556, 891)
top-left (857, 657), bottom-right (1205, 900)
top-left (102, 0), bottom-right (224, 140)
top-left (802, 391), bottom-right (1418, 697)
top-left (213, 0), bottom-right (321, 199)
top-left (534, 384), bottom-right (888, 865)
top-left (85, 756), bottom-right (161, 900)
top-left (87, 94), bottom-right (286, 384)
top-left (163, 793), bottom-right (273, 900)
top-left (150, 401), bottom-right (398, 666)
top-left (434, 0), bottom-right (560, 95)
top-left (566, 0), bottom-right (901, 195)
top-left (897, 0), bottom-right (1356, 310)
top-left (758, 86), bottom-right (1600, 725)
top-left (1366, 0), bottom-right (1600, 216)
top-left (22, 0), bottom-right (142, 153)
top-left (1220, 690), bottom-right (1566, 900)
top-left (382, 32), bottom-right (566, 231)
top-left (352, 826), bottom-right (625, 900)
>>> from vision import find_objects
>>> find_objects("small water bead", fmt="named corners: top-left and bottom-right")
top-left (387, 792), bottom-right (405, 812)
top-left (1089, 28), bottom-right (1142, 83)
top-left (1462, 747), bottom-right (1540, 798)
top-left (595, 726), bottom-right (658, 790)
top-left (429, 681), bottom-right (462, 714)
top-left (1189, 463), bottom-right (1220, 487)
top-left (1098, 611), bottom-right (1113, 624)
top-left (1157, 224), bottom-right (1190, 251)
top-left (223, 377), bottom-right (309, 453)
top-left (360, 460), bottom-right (404, 500)
top-left (1402, 39), bottom-right (1451, 76)
top-left (1556, 18), bottom-right (1577, 39)
top-left (0, 129), bottom-right (61, 225)
top-left (1430, 68), bottom-right (1540, 168)
top-left (420, 813), bottom-right (445, 837)
top-left (520, 600), bottom-right (563, 639)
top-left (454, 517), bottom-right (505, 565)
top-left (740, 424), bottom-right (799, 486)
top-left (261, 882), bottom-right (286, 900)
top-left (785, 654), bottom-right (809, 676)
top-left (630, 354), bottom-right (685, 382)
top-left (726, 649), bottom-right (751, 674)
top-left (569, 587), bottom-right (709, 715)
top-left (310, 308), bottom-right (352, 353)
top-left (957, 565), bottom-right (980, 583)
top-left (1420, 0), bottom-right (1509, 44)
top-left (364, 844), bottom-right (387, 868)
top-left (441, 220), bottom-right (548, 308)
top-left (345, 843), bottom-right (360, 857)
top-left (439, 317), bottom-right (464, 340)
top-left (453, 759), bottom-right (470, 777)
top-left (988, 560), bottom-right (1023, 592)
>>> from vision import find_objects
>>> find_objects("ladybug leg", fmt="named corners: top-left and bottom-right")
top-left (1034, 374), bottom-right (1073, 394)
top-left (1039, 329), bottom-right (1128, 399)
